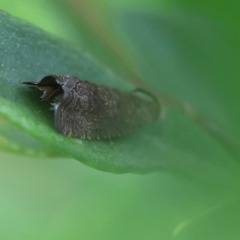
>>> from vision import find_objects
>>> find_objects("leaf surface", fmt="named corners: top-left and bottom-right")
top-left (0, 11), bottom-right (239, 179)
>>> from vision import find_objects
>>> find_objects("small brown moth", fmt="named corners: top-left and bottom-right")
top-left (23, 75), bottom-right (160, 140)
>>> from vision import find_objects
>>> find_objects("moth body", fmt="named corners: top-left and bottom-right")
top-left (23, 75), bottom-right (160, 140)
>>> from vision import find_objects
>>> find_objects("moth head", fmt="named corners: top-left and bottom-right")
top-left (23, 75), bottom-right (67, 101)
top-left (26, 76), bottom-right (79, 111)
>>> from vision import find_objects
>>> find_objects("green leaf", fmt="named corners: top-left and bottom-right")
top-left (0, 119), bottom-right (57, 157)
top-left (0, 133), bottom-right (53, 157)
top-left (0, 11), bottom-right (160, 174)
top-left (0, 10), bottom-right (239, 179)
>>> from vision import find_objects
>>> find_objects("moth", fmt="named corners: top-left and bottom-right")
top-left (23, 75), bottom-right (160, 140)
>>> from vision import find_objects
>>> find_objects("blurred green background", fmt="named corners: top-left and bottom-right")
top-left (1, 0), bottom-right (240, 239)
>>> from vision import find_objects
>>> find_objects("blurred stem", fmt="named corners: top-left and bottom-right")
top-left (66, 0), bottom-right (140, 77)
